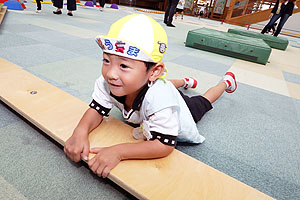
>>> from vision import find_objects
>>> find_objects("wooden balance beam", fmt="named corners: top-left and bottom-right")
top-left (0, 58), bottom-right (275, 200)
top-left (0, 5), bottom-right (7, 25)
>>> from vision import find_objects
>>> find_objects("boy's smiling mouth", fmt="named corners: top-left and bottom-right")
top-left (108, 82), bottom-right (122, 87)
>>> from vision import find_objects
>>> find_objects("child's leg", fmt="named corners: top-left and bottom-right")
top-left (36, 0), bottom-right (42, 11)
top-left (99, 0), bottom-right (105, 7)
top-left (203, 72), bottom-right (237, 103)
top-left (181, 11), bottom-right (183, 19)
top-left (53, 0), bottom-right (63, 14)
top-left (99, 0), bottom-right (105, 11)
top-left (202, 82), bottom-right (226, 103)
top-left (169, 77), bottom-right (197, 89)
top-left (175, 12), bottom-right (178, 19)
top-left (170, 79), bottom-right (184, 88)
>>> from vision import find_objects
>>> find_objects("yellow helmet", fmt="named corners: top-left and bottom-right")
top-left (95, 14), bottom-right (168, 63)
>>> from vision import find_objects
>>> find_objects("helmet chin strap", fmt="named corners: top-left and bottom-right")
top-left (157, 66), bottom-right (168, 83)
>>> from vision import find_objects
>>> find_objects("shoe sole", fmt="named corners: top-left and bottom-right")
top-left (225, 72), bottom-right (237, 93)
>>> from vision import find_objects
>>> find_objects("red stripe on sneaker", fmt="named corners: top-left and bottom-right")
top-left (226, 80), bottom-right (231, 88)
top-left (183, 78), bottom-right (189, 89)
top-left (192, 79), bottom-right (197, 88)
top-left (225, 72), bottom-right (237, 93)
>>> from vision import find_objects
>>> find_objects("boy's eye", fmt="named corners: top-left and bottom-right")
top-left (120, 64), bottom-right (129, 69)
top-left (102, 58), bottom-right (109, 63)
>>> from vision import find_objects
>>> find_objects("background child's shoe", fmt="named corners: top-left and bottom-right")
top-left (53, 10), bottom-right (62, 14)
top-left (223, 72), bottom-right (237, 93)
top-left (183, 77), bottom-right (197, 89)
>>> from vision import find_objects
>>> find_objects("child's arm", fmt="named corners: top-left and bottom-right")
top-left (88, 139), bottom-right (174, 178)
top-left (64, 108), bottom-right (103, 162)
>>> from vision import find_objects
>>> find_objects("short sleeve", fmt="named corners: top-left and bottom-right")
top-left (149, 107), bottom-right (179, 137)
top-left (90, 76), bottom-right (114, 116)
top-left (147, 107), bottom-right (179, 146)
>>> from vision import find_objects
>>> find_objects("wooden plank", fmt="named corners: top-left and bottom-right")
top-left (0, 6), bottom-right (7, 25)
top-left (0, 58), bottom-right (275, 200)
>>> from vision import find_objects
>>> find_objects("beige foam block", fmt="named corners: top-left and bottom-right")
top-left (20, 18), bottom-right (100, 38)
top-left (234, 59), bottom-right (285, 80)
top-left (286, 81), bottom-right (300, 100)
top-left (165, 61), bottom-right (221, 93)
top-left (269, 46), bottom-right (300, 71)
top-left (229, 60), bottom-right (290, 97)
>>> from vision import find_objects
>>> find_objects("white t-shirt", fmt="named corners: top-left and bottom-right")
top-left (177, 0), bottom-right (185, 9)
top-left (91, 76), bottom-right (205, 145)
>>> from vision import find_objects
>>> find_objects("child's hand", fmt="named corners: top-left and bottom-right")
top-left (64, 132), bottom-right (90, 162)
top-left (88, 147), bottom-right (121, 178)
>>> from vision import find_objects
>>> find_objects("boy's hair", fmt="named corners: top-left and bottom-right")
top-left (95, 14), bottom-right (168, 63)
top-left (145, 62), bottom-right (156, 72)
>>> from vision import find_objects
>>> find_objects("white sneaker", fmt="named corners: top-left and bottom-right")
top-left (99, 7), bottom-right (103, 12)
top-left (36, 10), bottom-right (42, 13)
top-left (223, 72), bottom-right (237, 93)
top-left (183, 77), bottom-right (197, 89)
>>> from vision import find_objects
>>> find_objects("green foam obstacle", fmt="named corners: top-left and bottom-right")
top-left (228, 28), bottom-right (289, 51)
top-left (185, 28), bottom-right (272, 65)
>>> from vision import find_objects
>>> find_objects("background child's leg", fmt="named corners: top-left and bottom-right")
top-left (36, 0), bottom-right (42, 11)
top-left (99, 0), bottom-right (105, 9)
top-left (53, 0), bottom-right (63, 13)
top-left (181, 11), bottom-right (183, 19)
top-left (175, 12), bottom-right (178, 19)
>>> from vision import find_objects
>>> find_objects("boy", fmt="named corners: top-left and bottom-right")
top-left (175, 0), bottom-right (185, 20)
top-left (64, 14), bottom-right (237, 178)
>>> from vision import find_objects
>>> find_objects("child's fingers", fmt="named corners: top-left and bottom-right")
top-left (89, 147), bottom-right (103, 154)
top-left (102, 166), bottom-right (111, 178)
top-left (88, 156), bottom-right (99, 173)
top-left (96, 164), bottom-right (106, 177)
top-left (81, 145), bottom-right (90, 161)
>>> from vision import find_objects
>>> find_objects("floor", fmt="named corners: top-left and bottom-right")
top-left (0, 1), bottom-right (300, 199)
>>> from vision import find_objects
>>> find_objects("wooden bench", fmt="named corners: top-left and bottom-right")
top-left (0, 4), bottom-right (7, 25)
top-left (0, 57), bottom-right (275, 200)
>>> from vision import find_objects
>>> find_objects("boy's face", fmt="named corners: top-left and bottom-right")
top-left (102, 53), bottom-right (152, 97)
